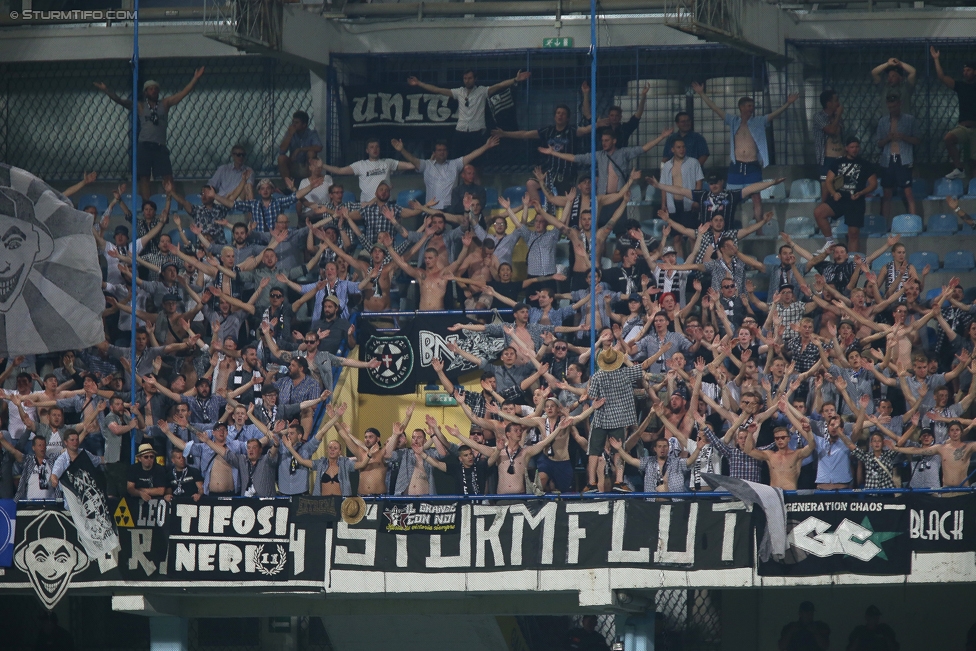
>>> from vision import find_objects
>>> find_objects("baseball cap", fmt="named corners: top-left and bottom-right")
top-left (662, 246), bottom-right (676, 255)
top-left (964, 61), bottom-right (976, 71)
top-left (779, 283), bottom-right (794, 292)
top-left (143, 80), bottom-right (160, 91)
top-left (114, 225), bottom-right (130, 237)
top-left (162, 292), bottom-right (181, 303)
top-left (161, 261), bottom-right (179, 272)
top-left (673, 384), bottom-right (690, 400)
top-left (706, 174), bottom-right (723, 184)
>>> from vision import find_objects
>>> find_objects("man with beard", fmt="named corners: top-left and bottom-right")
top-left (448, 164), bottom-right (488, 215)
top-left (126, 443), bottom-right (168, 502)
top-left (259, 320), bottom-right (378, 393)
top-left (94, 70), bottom-right (205, 201)
top-left (160, 421), bottom-right (244, 496)
top-left (199, 413), bottom-right (280, 498)
top-left (351, 181), bottom-right (425, 244)
top-left (148, 370), bottom-right (233, 423)
top-left (234, 177), bottom-right (323, 233)
top-left (101, 396), bottom-right (144, 498)
top-left (292, 261), bottom-right (360, 321)
top-left (308, 297), bottom-right (355, 354)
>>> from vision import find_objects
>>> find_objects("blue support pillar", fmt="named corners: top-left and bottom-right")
top-left (149, 617), bottom-right (188, 651)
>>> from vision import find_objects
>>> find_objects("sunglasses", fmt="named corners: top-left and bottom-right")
top-left (270, 293), bottom-right (284, 299)
top-left (233, 152), bottom-right (245, 157)
top-left (553, 346), bottom-right (567, 351)
top-left (304, 339), bottom-right (317, 344)
top-left (721, 284), bottom-right (735, 289)
top-left (774, 435), bottom-right (789, 441)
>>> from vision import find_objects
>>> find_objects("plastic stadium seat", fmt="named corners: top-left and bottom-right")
top-left (831, 219), bottom-right (848, 238)
top-left (342, 191), bottom-right (357, 204)
top-left (909, 251), bottom-right (939, 271)
top-left (629, 185), bottom-right (643, 203)
top-left (967, 178), bottom-right (976, 198)
top-left (924, 213), bottom-right (958, 236)
top-left (763, 253), bottom-right (781, 268)
top-left (396, 189), bottom-right (425, 208)
top-left (113, 192), bottom-right (137, 215)
top-left (223, 226), bottom-right (233, 244)
top-left (871, 252), bottom-right (892, 273)
top-left (929, 178), bottom-right (964, 199)
top-left (644, 220), bottom-right (665, 240)
top-left (148, 194), bottom-right (169, 211)
top-left (75, 193), bottom-right (109, 214)
top-left (787, 179), bottom-right (819, 201)
top-left (759, 219), bottom-right (780, 238)
top-left (944, 250), bottom-right (976, 271)
top-left (760, 182), bottom-right (787, 201)
top-left (926, 287), bottom-right (943, 303)
top-left (862, 214), bottom-right (887, 237)
top-left (644, 185), bottom-right (661, 204)
top-left (185, 193), bottom-right (204, 209)
top-left (168, 228), bottom-right (197, 245)
top-left (784, 216), bottom-right (816, 238)
top-left (891, 214), bottom-right (922, 236)
top-left (502, 185), bottom-right (527, 206)
top-left (484, 187), bottom-right (499, 209)
top-left (912, 178), bottom-right (931, 199)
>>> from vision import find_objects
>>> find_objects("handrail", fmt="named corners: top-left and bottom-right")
top-left (360, 309), bottom-right (513, 318)
top-left (360, 486), bottom-right (975, 502)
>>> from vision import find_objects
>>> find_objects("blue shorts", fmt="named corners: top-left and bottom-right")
top-left (535, 455), bottom-right (574, 492)
top-left (726, 161), bottom-right (763, 189)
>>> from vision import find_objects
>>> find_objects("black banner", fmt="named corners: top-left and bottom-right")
top-left (334, 500), bottom-right (752, 572)
top-left (358, 316), bottom-right (505, 394)
top-left (292, 496), bottom-right (342, 525)
top-left (758, 495), bottom-right (911, 576)
top-left (0, 498), bottom-right (328, 609)
top-left (346, 84), bottom-right (459, 134)
top-left (378, 501), bottom-right (460, 535)
top-left (906, 493), bottom-right (976, 553)
top-left (110, 497), bottom-right (170, 580)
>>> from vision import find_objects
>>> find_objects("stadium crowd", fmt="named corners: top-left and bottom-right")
top-left (3, 49), bottom-right (976, 502)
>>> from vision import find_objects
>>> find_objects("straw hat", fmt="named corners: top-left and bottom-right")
top-left (597, 348), bottom-right (625, 372)
top-left (341, 497), bottom-right (367, 525)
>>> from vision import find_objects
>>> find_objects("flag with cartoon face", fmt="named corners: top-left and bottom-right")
top-left (0, 164), bottom-right (105, 357)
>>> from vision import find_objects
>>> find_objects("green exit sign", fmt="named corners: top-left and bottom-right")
top-left (543, 37), bottom-right (574, 49)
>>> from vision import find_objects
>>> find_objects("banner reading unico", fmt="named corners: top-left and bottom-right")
top-left (346, 85), bottom-right (458, 131)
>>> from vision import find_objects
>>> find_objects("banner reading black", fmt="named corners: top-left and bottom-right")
top-left (906, 492), bottom-right (976, 553)
top-left (335, 499), bottom-right (752, 572)
top-left (358, 316), bottom-right (506, 394)
top-left (758, 495), bottom-right (911, 576)
top-left (378, 501), bottom-right (460, 535)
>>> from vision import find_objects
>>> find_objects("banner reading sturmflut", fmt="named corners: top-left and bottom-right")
top-left (0, 164), bottom-right (105, 357)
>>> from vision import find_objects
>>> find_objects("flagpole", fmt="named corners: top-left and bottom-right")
top-left (129, 0), bottom-right (140, 465)
top-left (588, 0), bottom-right (597, 377)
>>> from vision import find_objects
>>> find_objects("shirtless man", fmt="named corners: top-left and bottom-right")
top-left (454, 418), bottom-right (565, 495)
top-left (388, 230), bottom-right (473, 310)
top-left (335, 402), bottom-right (415, 495)
top-left (893, 420), bottom-right (976, 488)
top-left (492, 396), bottom-right (603, 492)
top-left (746, 401), bottom-right (815, 489)
top-left (693, 81), bottom-right (798, 224)
top-left (160, 421), bottom-right (244, 496)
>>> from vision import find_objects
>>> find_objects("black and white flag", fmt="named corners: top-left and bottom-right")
top-left (0, 164), bottom-right (105, 356)
top-left (59, 453), bottom-right (119, 572)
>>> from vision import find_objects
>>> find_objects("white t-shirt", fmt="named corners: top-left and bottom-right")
top-left (105, 239), bottom-right (144, 286)
top-left (25, 455), bottom-right (59, 500)
top-left (3, 399), bottom-right (36, 440)
top-left (349, 159), bottom-right (400, 202)
top-left (299, 175), bottom-right (334, 206)
top-left (451, 86), bottom-right (490, 132)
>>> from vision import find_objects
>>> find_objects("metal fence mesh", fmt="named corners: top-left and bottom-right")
top-left (656, 589), bottom-right (723, 651)
top-left (784, 39), bottom-right (976, 167)
top-left (331, 46), bottom-right (767, 176)
top-left (0, 55), bottom-right (312, 182)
